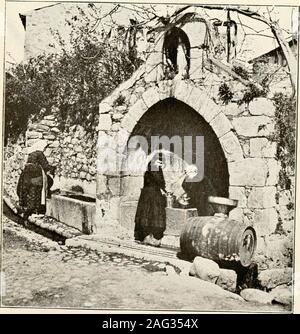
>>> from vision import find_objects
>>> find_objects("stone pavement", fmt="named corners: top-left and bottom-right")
top-left (1, 217), bottom-right (289, 312)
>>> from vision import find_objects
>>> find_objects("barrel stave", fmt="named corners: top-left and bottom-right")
top-left (180, 216), bottom-right (256, 267)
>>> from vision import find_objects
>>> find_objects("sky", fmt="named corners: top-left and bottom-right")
top-left (4, 1), bottom-right (299, 65)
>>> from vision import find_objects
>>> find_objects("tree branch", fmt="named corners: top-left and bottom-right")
top-left (206, 57), bottom-right (265, 92)
top-left (193, 4), bottom-right (297, 97)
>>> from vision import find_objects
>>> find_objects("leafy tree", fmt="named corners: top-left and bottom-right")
top-left (5, 6), bottom-right (143, 142)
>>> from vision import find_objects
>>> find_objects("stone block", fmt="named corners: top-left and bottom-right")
top-left (71, 138), bottom-right (79, 145)
top-left (129, 93), bottom-right (138, 106)
top-left (119, 200), bottom-right (138, 231)
top-left (135, 86), bottom-right (146, 95)
top-left (270, 285), bottom-right (292, 305)
top-left (112, 112), bottom-right (123, 121)
top-left (26, 131), bottom-right (43, 139)
top-left (99, 102), bottom-right (111, 114)
top-left (97, 132), bottom-right (112, 149)
top-left (44, 148), bottom-right (52, 157)
top-left (74, 146), bottom-right (83, 153)
top-left (247, 186), bottom-right (277, 208)
top-left (186, 87), bottom-right (205, 112)
top-left (79, 171), bottom-right (87, 179)
top-left (115, 105), bottom-right (127, 113)
top-left (49, 140), bottom-right (59, 148)
top-left (216, 269), bottom-right (237, 292)
top-left (232, 116), bottom-right (274, 137)
top-left (40, 119), bottom-right (57, 127)
top-left (258, 268), bottom-right (293, 290)
top-left (223, 102), bottom-right (244, 117)
top-left (209, 113), bottom-right (232, 138)
top-left (173, 80), bottom-right (194, 104)
top-left (250, 138), bottom-right (276, 158)
top-left (121, 175), bottom-right (144, 200)
top-left (228, 186), bottom-right (247, 207)
top-left (228, 159), bottom-right (268, 186)
top-left (121, 114), bottom-right (137, 133)
top-left (142, 87), bottom-right (160, 108)
top-left (219, 132), bottom-right (244, 162)
top-left (26, 139), bottom-right (41, 147)
top-left (240, 288), bottom-right (273, 304)
top-left (111, 122), bottom-right (121, 132)
top-left (108, 176), bottom-right (121, 196)
top-left (50, 127), bottom-right (60, 134)
top-left (98, 114), bottom-right (112, 131)
top-left (165, 207), bottom-right (198, 235)
top-left (127, 99), bottom-right (148, 124)
top-left (160, 235), bottom-right (180, 249)
top-left (44, 114), bottom-right (56, 120)
top-left (106, 197), bottom-right (120, 221)
top-left (46, 194), bottom-right (95, 234)
top-left (96, 146), bottom-right (119, 174)
top-left (190, 256), bottom-right (220, 284)
top-left (263, 234), bottom-right (293, 268)
top-left (249, 98), bottom-right (275, 116)
top-left (252, 208), bottom-right (278, 236)
top-left (96, 174), bottom-right (108, 194)
top-left (202, 101), bottom-right (222, 123)
top-left (266, 159), bottom-right (280, 186)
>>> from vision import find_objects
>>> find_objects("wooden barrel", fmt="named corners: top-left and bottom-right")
top-left (180, 215), bottom-right (257, 267)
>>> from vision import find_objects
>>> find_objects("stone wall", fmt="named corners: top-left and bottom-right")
top-left (3, 114), bottom-right (97, 203)
top-left (95, 70), bottom-right (294, 269)
top-left (6, 5), bottom-right (295, 270)
top-left (3, 135), bottom-right (26, 203)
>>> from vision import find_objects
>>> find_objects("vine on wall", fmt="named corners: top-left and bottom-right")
top-left (271, 92), bottom-right (296, 190)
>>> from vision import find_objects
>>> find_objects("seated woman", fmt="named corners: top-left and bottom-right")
top-left (134, 155), bottom-right (167, 246)
top-left (17, 140), bottom-right (56, 223)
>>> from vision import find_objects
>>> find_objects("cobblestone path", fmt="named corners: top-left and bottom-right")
top-left (1, 217), bottom-right (288, 312)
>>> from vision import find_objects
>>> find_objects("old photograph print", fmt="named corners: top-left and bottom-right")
top-left (1, 1), bottom-right (298, 312)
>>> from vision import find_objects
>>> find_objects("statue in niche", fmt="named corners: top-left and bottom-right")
top-left (163, 27), bottom-right (191, 80)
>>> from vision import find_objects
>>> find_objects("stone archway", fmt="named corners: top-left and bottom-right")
top-left (96, 80), bottom-right (279, 238)
top-left (119, 97), bottom-right (231, 231)
top-left (119, 81), bottom-right (244, 164)
top-left (110, 81), bottom-right (245, 232)
top-left (96, 82), bottom-right (245, 225)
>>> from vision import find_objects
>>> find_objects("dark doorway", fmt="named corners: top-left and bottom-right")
top-left (130, 98), bottom-right (229, 208)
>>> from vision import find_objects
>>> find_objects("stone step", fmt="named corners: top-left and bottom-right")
top-left (75, 235), bottom-right (179, 259)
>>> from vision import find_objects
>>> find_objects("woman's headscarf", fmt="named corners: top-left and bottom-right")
top-left (26, 140), bottom-right (48, 154)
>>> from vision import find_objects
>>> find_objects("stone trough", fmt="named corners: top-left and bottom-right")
top-left (46, 192), bottom-right (96, 234)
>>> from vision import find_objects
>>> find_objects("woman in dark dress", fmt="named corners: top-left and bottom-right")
top-left (134, 156), bottom-right (167, 245)
top-left (173, 164), bottom-right (217, 216)
top-left (17, 149), bottom-right (55, 222)
top-left (182, 175), bottom-right (216, 216)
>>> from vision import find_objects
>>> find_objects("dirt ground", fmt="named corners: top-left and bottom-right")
top-left (1, 218), bottom-right (290, 313)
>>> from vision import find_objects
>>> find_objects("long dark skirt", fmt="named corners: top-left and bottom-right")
top-left (17, 164), bottom-right (45, 215)
top-left (134, 186), bottom-right (167, 241)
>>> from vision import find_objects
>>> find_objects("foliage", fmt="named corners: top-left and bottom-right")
top-left (252, 56), bottom-right (288, 90)
top-left (237, 83), bottom-right (267, 105)
top-left (5, 7), bottom-right (143, 142)
top-left (113, 95), bottom-right (126, 107)
top-left (232, 65), bottom-right (250, 80)
top-left (218, 82), bottom-right (234, 105)
top-left (271, 92), bottom-right (296, 189)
